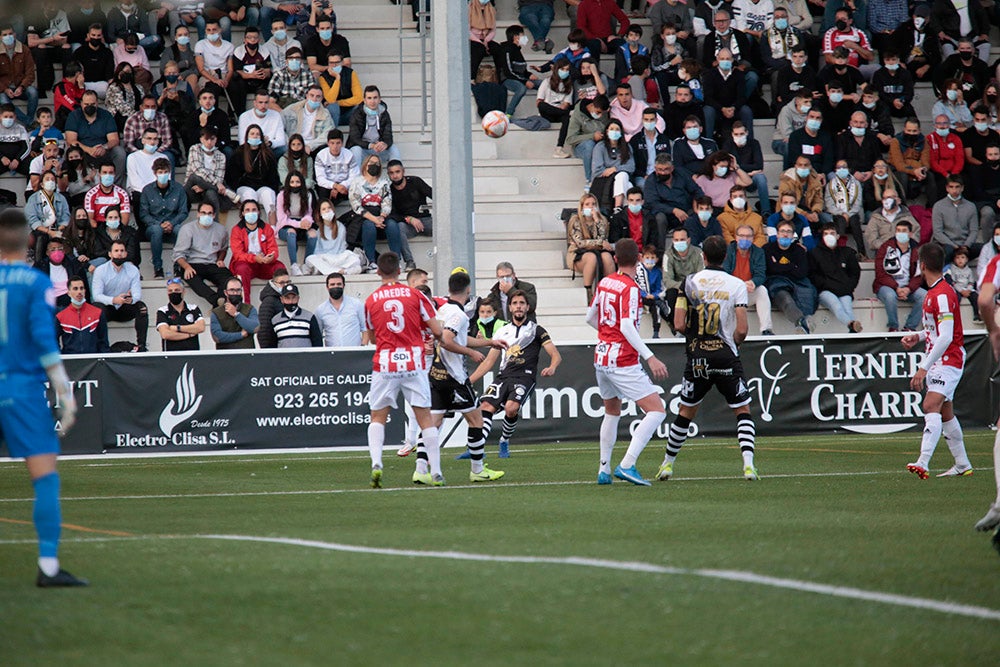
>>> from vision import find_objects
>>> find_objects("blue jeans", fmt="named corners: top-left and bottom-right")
top-left (259, 6), bottom-right (276, 41)
top-left (278, 226), bottom-right (318, 265)
top-left (818, 291), bottom-right (855, 327)
top-left (704, 104), bottom-right (754, 142)
top-left (191, 15), bottom-right (232, 41)
top-left (145, 222), bottom-right (179, 272)
top-left (361, 218), bottom-right (404, 263)
top-left (744, 70), bottom-right (759, 99)
top-left (573, 139), bottom-right (597, 181)
top-left (395, 215), bottom-right (433, 263)
top-left (771, 139), bottom-right (788, 159)
top-left (327, 103), bottom-right (357, 127)
top-left (877, 285), bottom-right (926, 330)
top-left (502, 79), bottom-right (527, 116)
top-left (0, 86), bottom-right (38, 126)
top-left (519, 3), bottom-right (554, 42)
top-left (139, 34), bottom-right (164, 60)
top-left (350, 144), bottom-right (402, 167)
top-left (749, 172), bottom-right (771, 215)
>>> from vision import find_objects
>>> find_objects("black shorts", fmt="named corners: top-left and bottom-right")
top-left (679, 354), bottom-right (752, 409)
top-left (479, 376), bottom-right (536, 412)
top-left (430, 376), bottom-right (478, 414)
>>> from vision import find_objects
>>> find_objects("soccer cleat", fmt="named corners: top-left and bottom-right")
top-left (412, 471), bottom-right (433, 485)
top-left (36, 568), bottom-right (88, 588)
top-left (597, 471), bottom-right (612, 485)
top-left (656, 461), bottom-right (674, 481)
top-left (613, 464), bottom-right (651, 486)
top-left (470, 465), bottom-right (505, 482)
top-left (936, 465), bottom-right (973, 477)
top-left (370, 466), bottom-right (383, 488)
top-left (454, 449), bottom-right (472, 460)
top-left (432, 473), bottom-right (446, 487)
top-left (498, 439), bottom-right (510, 458)
top-left (975, 504), bottom-right (1000, 532)
top-left (906, 463), bottom-right (929, 480)
top-left (396, 442), bottom-right (416, 457)
top-left (743, 464), bottom-right (759, 481)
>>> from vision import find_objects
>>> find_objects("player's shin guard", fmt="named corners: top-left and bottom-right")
top-left (664, 415), bottom-right (691, 464)
top-left (467, 426), bottom-right (486, 473)
top-left (481, 411), bottom-right (494, 443)
top-left (415, 432), bottom-right (429, 474)
top-left (404, 402), bottom-right (419, 445)
top-left (422, 427), bottom-right (441, 476)
top-left (941, 417), bottom-right (972, 469)
top-left (368, 422), bottom-right (385, 468)
top-left (501, 414), bottom-right (518, 441)
top-left (32, 472), bottom-right (61, 561)
top-left (620, 411), bottom-right (666, 468)
top-left (918, 412), bottom-right (943, 468)
top-left (599, 415), bottom-right (621, 474)
top-left (737, 413), bottom-right (756, 466)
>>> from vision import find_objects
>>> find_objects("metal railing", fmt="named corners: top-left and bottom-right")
top-left (396, 1), bottom-right (431, 137)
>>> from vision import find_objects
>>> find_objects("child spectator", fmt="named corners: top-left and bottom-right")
top-left (946, 246), bottom-right (980, 322)
top-left (475, 297), bottom-right (506, 339)
top-left (639, 244), bottom-right (666, 338)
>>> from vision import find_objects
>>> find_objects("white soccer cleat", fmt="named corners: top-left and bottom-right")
top-left (936, 465), bottom-right (973, 477)
top-left (396, 441), bottom-right (416, 457)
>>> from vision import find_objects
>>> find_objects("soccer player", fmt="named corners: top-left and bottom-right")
top-left (422, 270), bottom-right (507, 483)
top-left (658, 234), bottom-right (759, 481)
top-left (900, 243), bottom-right (972, 480)
top-left (363, 252), bottom-right (443, 488)
top-left (0, 208), bottom-right (84, 587)
top-left (469, 289), bottom-right (562, 459)
top-left (397, 267), bottom-right (433, 458)
top-left (585, 238), bottom-right (669, 486)
top-left (975, 253), bottom-right (1000, 538)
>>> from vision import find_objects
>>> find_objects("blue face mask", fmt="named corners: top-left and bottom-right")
top-left (628, 203), bottom-right (642, 214)
top-left (176, 35), bottom-right (190, 46)
top-left (100, 174), bottom-right (114, 187)
top-left (332, 65), bottom-right (342, 75)
top-left (795, 167), bottom-right (811, 178)
top-left (673, 240), bottom-right (689, 253)
top-left (248, 137), bottom-right (262, 146)
top-left (273, 30), bottom-right (287, 41)
top-left (697, 210), bottom-right (712, 222)
top-left (557, 69), bottom-right (570, 80)
top-left (319, 29), bottom-right (333, 41)
top-left (836, 167), bottom-right (850, 179)
top-left (886, 62), bottom-right (899, 71)
top-left (156, 173), bottom-right (170, 186)
top-left (685, 127), bottom-right (701, 141)
top-left (774, 18), bottom-right (788, 30)
top-left (737, 238), bottom-right (752, 251)
top-left (715, 165), bottom-right (728, 177)
top-left (208, 33), bottom-right (221, 42)
top-left (479, 315), bottom-right (494, 325)
top-left (365, 105), bottom-right (379, 116)
top-left (2, 35), bottom-right (15, 47)
top-left (199, 214), bottom-right (214, 227)
top-left (829, 92), bottom-right (843, 104)
top-left (105, 217), bottom-right (121, 230)
top-left (607, 129), bottom-right (622, 141)
top-left (143, 143), bottom-right (158, 153)
top-left (201, 106), bottom-right (215, 114)
top-left (781, 203), bottom-right (797, 216)
top-left (806, 119), bottom-right (822, 132)
top-left (288, 59), bottom-right (301, 72)
top-left (777, 236), bottom-right (793, 249)
top-left (244, 211), bottom-right (259, 224)
top-left (81, 7), bottom-right (94, 14)
top-left (850, 126), bottom-right (865, 137)
top-left (71, 296), bottom-right (87, 307)
top-left (718, 59), bottom-right (733, 72)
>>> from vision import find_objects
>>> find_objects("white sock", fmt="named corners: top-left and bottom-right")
top-left (471, 460), bottom-right (484, 474)
top-left (917, 412), bottom-right (942, 468)
top-left (742, 450), bottom-right (755, 467)
top-left (599, 414), bottom-right (620, 474)
top-left (368, 422), bottom-right (385, 469)
top-left (415, 459), bottom-right (429, 474)
top-left (993, 430), bottom-right (1000, 505)
top-left (620, 411), bottom-right (666, 469)
top-left (404, 402), bottom-right (419, 445)
top-left (941, 417), bottom-right (971, 469)
top-left (422, 427), bottom-right (441, 476)
top-left (38, 556), bottom-right (59, 577)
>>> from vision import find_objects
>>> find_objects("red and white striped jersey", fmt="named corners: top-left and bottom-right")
top-left (979, 254), bottom-right (1000, 291)
top-left (365, 282), bottom-right (437, 373)
top-left (593, 272), bottom-right (641, 368)
top-left (922, 278), bottom-right (964, 370)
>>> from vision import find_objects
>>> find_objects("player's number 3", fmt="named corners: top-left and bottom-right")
top-left (384, 299), bottom-right (405, 333)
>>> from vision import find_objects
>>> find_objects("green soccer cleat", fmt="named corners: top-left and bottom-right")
top-left (432, 473), bottom-right (446, 487)
top-left (656, 462), bottom-right (673, 481)
top-left (470, 464), bottom-right (505, 483)
top-left (744, 464), bottom-right (759, 481)
top-left (412, 471), bottom-right (433, 485)
top-left (370, 466), bottom-right (383, 489)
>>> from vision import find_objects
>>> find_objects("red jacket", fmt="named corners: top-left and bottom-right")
top-left (873, 238), bottom-right (923, 294)
top-left (57, 302), bottom-right (111, 354)
top-left (927, 131), bottom-right (964, 177)
top-left (229, 221), bottom-right (279, 266)
top-left (578, 0), bottom-right (630, 40)
top-left (54, 77), bottom-right (86, 116)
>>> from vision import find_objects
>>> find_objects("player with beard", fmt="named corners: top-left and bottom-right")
top-left (468, 290), bottom-right (562, 459)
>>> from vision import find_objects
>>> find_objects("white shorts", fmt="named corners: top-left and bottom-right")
top-left (926, 364), bottom-right (963, 402)
top-left (594, 364), bottom-right (663, 402)
top-left (369, 371), bottom-right (431, 410)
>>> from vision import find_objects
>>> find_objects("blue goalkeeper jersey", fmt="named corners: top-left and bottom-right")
top-left (0, 262), bottom-right (60, 386)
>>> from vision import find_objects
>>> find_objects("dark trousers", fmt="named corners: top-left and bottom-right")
top-left (104, 301), bottom-right (148, 347)
top-left (538, 101), bottom-right (571, 146)
top-left (177, 262), bottom-right (233, 307)
top-left (470, 40), bottom-right (503, 78)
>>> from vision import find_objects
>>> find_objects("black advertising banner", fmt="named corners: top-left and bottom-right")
top-left (45, 334), bottom-right (993, 456)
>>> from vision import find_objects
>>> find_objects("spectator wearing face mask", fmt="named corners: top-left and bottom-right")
top-left (156, 279), bottom-right (205, 352)
top-left (92, 238), bottom-right (148, 351)
top-left (890, 6), bottom-right (940, 82)
top-left (111, 33), bottom-right (153, 93)
top-left (139, 158), bottom-right (187, 279)
top-left (809, 221), bottom-right (862, 333)
top-left (56, 275), bottom-right (110, 354)
top-left (764, 217), bottom-right (816, 334)
top-left (723, 223), bottom-right (772, 335)
top-left (931, 79), bottom-right (974, 131)
top-left (823, 159), bottom-right (865, 255)
top-left (33, 237), bottom-right (83, 312)
top-left (718, 185), bottom-right (766, 246)
top-left (26, 169), bottom-right (70, 261)
top-left (864, 187), bottom-right (919, 257)
top-left (210, 276), bottom-right (259, 350)
top-left (538, 58), bottom-right (576, 160)
top-left (267, 46), bottom-right (317, 110)
top-left (932, 2), bottom-right (991, 63)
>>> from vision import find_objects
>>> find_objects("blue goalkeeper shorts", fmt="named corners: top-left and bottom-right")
top-left (0, 378), bottom-right (60, 459)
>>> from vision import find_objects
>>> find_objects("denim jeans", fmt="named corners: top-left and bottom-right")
top-left (361, 218), bottom-right (404, 263)
top-left (327, 103), bottom-right (357, 127)
top-left (502, 79), bottom-right (527, 116)
top-left (145, 222), bottom-right (179, 272)
top-left (279, 225), bottom-right (318, 265)
top-left (519, 3), bottom-right (554, 42)
top-left (877, 285), bottom-right (926, 330)
top-left (573, 139), bottom-right (597, 181)
top-left (350, 144), bottom-right (402, 168)
top-left (0, 87), bottom-right (38, 126)
top-left (818, 291), bottom-right (855, 327)
top-left (396, 215), bottom-right (433, 263)
top-left (704, 104), bottom-right (754, 142)
top-left (771, 139), bottom-right (788, 158)
top-left (749, 172), bottom-right (771, 215)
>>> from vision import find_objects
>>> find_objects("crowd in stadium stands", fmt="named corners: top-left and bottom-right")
top-left (2, 0), bottom-right (1000, 350)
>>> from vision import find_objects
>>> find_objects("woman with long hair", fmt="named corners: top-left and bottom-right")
top-left (566, 192), bottom-right (616, 303)
top-left (229, 198), bottom-right (286, 301)
top-left (105, 61), bottom-right (144, 133)
top-left (63, 206), bottom-right (98, 273)
top-left (590, 118), bottom-right (635, 211)
top-left (931, 78), bottom-right (973, 131)
top-left (347, 154), bottom-right (404, 271)
top-left (537, 56), bottom-right (574, 158)
top-left (693, 151), bottom-right (752, 210)
top-left (303, 199), bottom-right (363, 275)
top-left (226, 123), bottom-right (280, 224)
top-left (278, 134), bottom-right (314, 192)
top-left (61, 145), bottom-right (97, 209)
top-left (275, 170), bottom-right (317, 274)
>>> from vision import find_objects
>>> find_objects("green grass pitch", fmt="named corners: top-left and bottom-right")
top-left (2, 432), bottom-right (999, 666)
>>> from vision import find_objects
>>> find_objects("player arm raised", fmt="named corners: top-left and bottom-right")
top-left (541, 340), bottom-right (562, 376)
top-left (469, 347), bottom-right (501, 384)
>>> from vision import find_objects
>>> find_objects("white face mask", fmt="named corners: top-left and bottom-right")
top-left (733, 134), bottom-right (747, 147)
top-left (823, 234), bottom-right (838, 249)
top-left (321, 210), bottom-right (335, 222)
top-left (518, 35), bottom-right (528, 47)
top-left (731, 197), bottom-right (746, 210)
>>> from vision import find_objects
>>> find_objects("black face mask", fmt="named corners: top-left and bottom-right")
top-left (111, 256), bottom-right (127, 266)
top-left (960, 52), bottom-right (974, 62)
top-left (68, 158), bottom-right (82, 167)
top-left (89, 38), bottom-right (103, 48)
top-left (168, 292), bottom-right (183, 305)
top-left (390, 177), bottom-right (404, 186)
top-left (120, 72), bottom-right (132, 83)
top-left (83, 105), bottom-right (97, 116)
top-left (367, 164), bottom-right (381, 177)
top-left (836, 20), bottom-right (848, 31)
top-left (656, 172), bottom-right (672, 182)
top-left (988, 159), bottom-right (1000, 169)
top-left (328, 287), bottom-right (344, 300)
top-left (283, 303), bottom-right (298, 314)
top-left (227, 294), bottom-right (242, 306)
top-left (988, 94), bottom-right (999, 104)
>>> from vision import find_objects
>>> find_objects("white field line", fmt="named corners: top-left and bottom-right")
top-left (0, 468), bottom-right (946, 504)
top-left (6, 533), bottom-right (994, 622)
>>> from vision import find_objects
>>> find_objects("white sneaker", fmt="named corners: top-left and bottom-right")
top-left (289, 263), bottom-right (302, 276)
top-left (975, 504), bottom-right (1000, 531)
top-left (225, 189), bottom-right (241, 204)
top-left (396, 441), bottom-right (416, 457)
top-left (552, 146), bottom-right (571, 159)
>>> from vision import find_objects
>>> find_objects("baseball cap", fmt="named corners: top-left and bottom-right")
top-left (280, 284), bottom-right (299, 296)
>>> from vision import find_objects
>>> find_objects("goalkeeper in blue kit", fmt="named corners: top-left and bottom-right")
top-left (0, 208), bottom-right (85, 587)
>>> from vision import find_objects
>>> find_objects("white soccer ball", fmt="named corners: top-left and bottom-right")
top-left (482, 110), bottom-right (509, 138)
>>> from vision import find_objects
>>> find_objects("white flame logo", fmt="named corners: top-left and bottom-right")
top-left (158, 364), bottom-right (203, 437)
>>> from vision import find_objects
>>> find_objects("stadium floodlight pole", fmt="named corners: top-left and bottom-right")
top-left (431, 0), bottom-right (476, 296)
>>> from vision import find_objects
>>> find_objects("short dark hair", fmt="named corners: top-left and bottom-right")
top-left (626, 186), bottom-right (643, 198)
top-left (702, 235), bottom-right (727, 265)
top-left (946, 174), bottom-right (964, 187)
top-left (919, 242), bottom-right (945, 273)
top-left (387, 159), bottom-right (403, 169)
top-left (152, 157), bottom-right (171, 172)
top-left (68, 275), bottom-right (87, 290)
top-left (507, 289), bottom-right (529, 306)
top-left (0, 208), bottom-right (29, 254)
top-left (326, 272), bottom-right (345, 286)
top-left (364, 84), bottom-right (381, 96)
top-left (377, 251), bottom-right (400, 276)
top-left (616, 82), bottom-right (632, 93)
top-left (614, 238), bottom-right (640, 267)
top-left (505, 24), bottom-right (524, 42)
top-left (326, 128), bottom-right (344, 142)
top-left (589, 94), bottom-right (610, 111)
top-left (895, 219), bottom-right (912, 231)
top-left (448, 270), bottom-right (471, 295)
